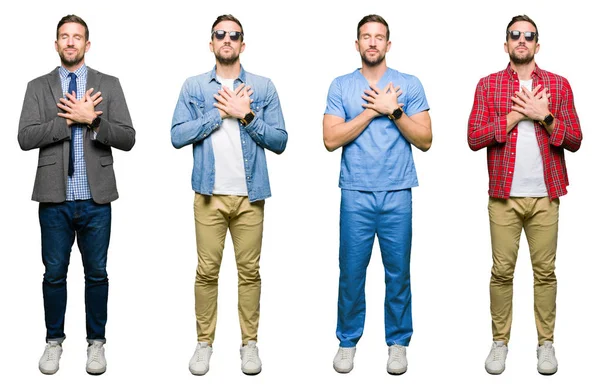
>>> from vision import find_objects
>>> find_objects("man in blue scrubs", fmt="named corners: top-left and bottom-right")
top-left (323, 14), bottom-right (432, 375)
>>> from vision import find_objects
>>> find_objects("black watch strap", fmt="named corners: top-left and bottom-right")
top-left (240, 111), bottom-right (255, 127)
top-left (388, 107), bottom-right (403, 121)
top-left (88, 116), bottom-right (101, 129)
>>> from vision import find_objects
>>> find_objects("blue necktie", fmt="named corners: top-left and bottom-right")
top-left (68, 73), bottom-right (77, 177)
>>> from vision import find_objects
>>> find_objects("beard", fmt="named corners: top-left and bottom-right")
top-left (509, 46), bottom-right (535, 65)
top-left (215, 47), bottom-right (240, 66)
top-left (58, 53), bottom-right (85, 67)
top-left (59, 50), bottom-right (85, 68)
top-left (361, 50), bottom-right (385, 67)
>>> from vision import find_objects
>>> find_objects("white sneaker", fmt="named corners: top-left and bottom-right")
top-left (240, 341), bottom-right (262, 375)
top-left (86, 340), bottom-right (107, 375)
top-left (485, 341), bottom-right (508, 375)
top-left (537, 341), bottom-right (558, 375)
top-left (189, 342), bottom-right (212, 376)
top-left (387, 344), bottom-right (408, 375)
top-left (333, 346), bottom-right (356, 373)
top-left (39, 341), bottom-right (62, 375)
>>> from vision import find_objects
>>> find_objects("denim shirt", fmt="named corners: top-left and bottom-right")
top-left (171, 66), bottom-right (287, 202)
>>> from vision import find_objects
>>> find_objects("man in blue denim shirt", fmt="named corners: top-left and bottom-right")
top-left (171, 14), bottom-right (287, 376)
top-left (324, 15), bottom-right (432, 375)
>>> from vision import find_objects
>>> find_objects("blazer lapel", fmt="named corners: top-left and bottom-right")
top-left (47, 67), bottom-right (63, 104)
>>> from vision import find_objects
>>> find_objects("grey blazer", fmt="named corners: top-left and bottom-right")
top-left (18, 67), bottom-right (135, 204)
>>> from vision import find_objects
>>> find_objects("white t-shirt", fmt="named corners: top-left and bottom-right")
top-left (211, 77), bottom-right (248, 196)
top-left (510, 79), bottom-right (548, 197)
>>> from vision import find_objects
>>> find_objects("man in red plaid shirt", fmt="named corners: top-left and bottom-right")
top-left (468, 15), bottom-right (582, 376)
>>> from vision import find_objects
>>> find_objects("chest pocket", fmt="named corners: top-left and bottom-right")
top-left (251, 100), bottom-right (265, 119)
top-left (189, 96), bottom-right (206, 119)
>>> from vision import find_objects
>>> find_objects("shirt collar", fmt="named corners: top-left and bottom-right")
top-left (59, 64), bottom-right (87, 79)
top-left (505, 62), bottom-right (541, 80)
top-left (209, 65), bottom-right (246, 84)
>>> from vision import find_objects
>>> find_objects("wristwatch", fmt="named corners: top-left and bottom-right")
top-left (388, 107), bottom-right (403, 121)
top-left (540, 113), bottom-right (554, 127)
top-left (88, 115), bottom-right (101, 129)
top-left (239, 111), bottom-right (255, 127)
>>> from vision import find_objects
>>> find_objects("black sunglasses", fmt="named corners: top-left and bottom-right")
top-left (212, 30), bottom-right (244, 41)
top-left (507, 30), bottom-right (538, 42)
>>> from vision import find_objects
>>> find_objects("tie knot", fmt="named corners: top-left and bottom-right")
top-left (69, 72), bottom-right (77, 79)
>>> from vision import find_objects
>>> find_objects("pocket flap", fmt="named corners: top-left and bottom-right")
top-left (100, 155), bottom-right (114, 166)
top-left (37, 155), bottom-right (57, 167)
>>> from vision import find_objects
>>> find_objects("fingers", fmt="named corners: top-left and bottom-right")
top-left (213, 93), bottom-right (228, 105)
top-left (233, 83), bottom-right (245, 95)
top-left (369, 85), bottom-right (382, 94)
top-left (95, 111), bottom-right (103, 116)
top-left (361, 94), bottom-right (376, 103)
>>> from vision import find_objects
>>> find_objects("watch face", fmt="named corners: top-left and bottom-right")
top-left (544, 114), bottom-right (554, 126)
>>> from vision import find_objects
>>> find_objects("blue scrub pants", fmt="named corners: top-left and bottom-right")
top-left (336, 189), bottom-right (412, 347)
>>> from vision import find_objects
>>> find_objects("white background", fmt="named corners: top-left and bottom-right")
top-left (0, 0), bottom-right (596, 388)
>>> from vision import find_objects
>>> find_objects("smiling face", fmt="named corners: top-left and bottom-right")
top-left (210, 20), bottom-right (245, 66)
top-left (356, 21), bottom-right (390, 67)
top-left (55, 22), bottom-right (90, 70)
top-left (504, 20), bottom-right (539, 66)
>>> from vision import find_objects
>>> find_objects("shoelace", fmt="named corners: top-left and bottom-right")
top-left (390, 346), bottom-right (405, 359)
top-left (194, 345), bottom-right (209, 362)
top-left (244, 345), bottom-right (259, 363)
top-left (44, 344), bottom-right (60, 362)
top-left (539, 345), bottom-right (553, 363)
top-left (340, 348), bottom-right (352, 360)
top-left (491, 345), bottom-right (505, 361)
top-left (88, 344), bottom-right (102, 363)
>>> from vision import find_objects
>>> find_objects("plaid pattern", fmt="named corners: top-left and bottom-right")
top-left (59, 66), bottom-right (92, 201)
top-left (468, 64), bottom-right (582, 199)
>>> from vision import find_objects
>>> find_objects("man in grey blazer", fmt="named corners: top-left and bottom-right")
top-left (18, 14), bottom-right (135, 376)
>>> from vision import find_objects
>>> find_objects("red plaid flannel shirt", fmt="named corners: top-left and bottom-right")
top-left (468, 64), bottom-right (582, 199)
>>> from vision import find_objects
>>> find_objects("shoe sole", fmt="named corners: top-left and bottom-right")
top-left (39, 367), bottom-right (59, 375)
top-left (387, 367), bottom-right (407, 375)
top-left (190, 368), bottom-right (209, 376)
top-left (86, 367), bottom-right (106, 376)
top-left (485, 367), bottom-right (505, 375)
top-left (333, 364), bottom-right (353, 374)
top-left (538, 367), bottom-right (557, 375)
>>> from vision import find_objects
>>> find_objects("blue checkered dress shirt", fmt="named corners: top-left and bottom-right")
top-left (59, 65), bottom-right (92, 200)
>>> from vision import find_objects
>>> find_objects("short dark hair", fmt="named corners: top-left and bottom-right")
top-left (211, 14), bottom-right (244, 41)
top-left (57, 14), bottom-right (89, 41)
top-left (506, 15), bottom-right (538, 42)
top-left (357, 14), bottom-right (390, 41)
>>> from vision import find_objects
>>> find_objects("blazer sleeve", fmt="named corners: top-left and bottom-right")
top-left (94, 77), bottom-right (136, 151)
top-left (18, 80), bottom-right (71, 151)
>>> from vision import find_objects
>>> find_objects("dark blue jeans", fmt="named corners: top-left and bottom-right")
top-left (39, 200), bottom-right (111, 342)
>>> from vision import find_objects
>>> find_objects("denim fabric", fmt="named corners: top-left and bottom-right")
top-left (337, 189), bottom-right (413, 347)
top-left (171, 66), bottom-right (287, 202)
top-left (325, 68), bottom-right (429, 191)
top-left (39, 200), bottom-right (111, 342)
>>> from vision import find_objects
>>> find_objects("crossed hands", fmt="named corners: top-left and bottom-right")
top-left (511, 85), bottom-right (551, 122)
top-left (362, 82), bottom-right (404, 117)
top-left (57, 88), bottom-right (103, 127)
top-left (213, 83), bottom-right (254, 119)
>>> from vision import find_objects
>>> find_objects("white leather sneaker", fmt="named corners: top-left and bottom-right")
top-left (189, 342), bottom-right (212, 376)
top-left (333, 346), bottom-right (356, 373)
top-left (387, 344), bottom-right (407, 375)
top-left (240, 341), bottom-right (262, 375)
top-left (86, 340), bottom-right (107, 375)
top-left (485, 341), bottom-right (508, 375)
top-left (39, 341), bottom-right (62, 375)
top-left (537, 341), bottom-right (558, 375)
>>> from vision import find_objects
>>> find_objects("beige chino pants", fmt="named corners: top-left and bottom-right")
top-left (488, 197), bottom-right (559, 345)
top-left (193, 193), bottom-right (264, 344)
